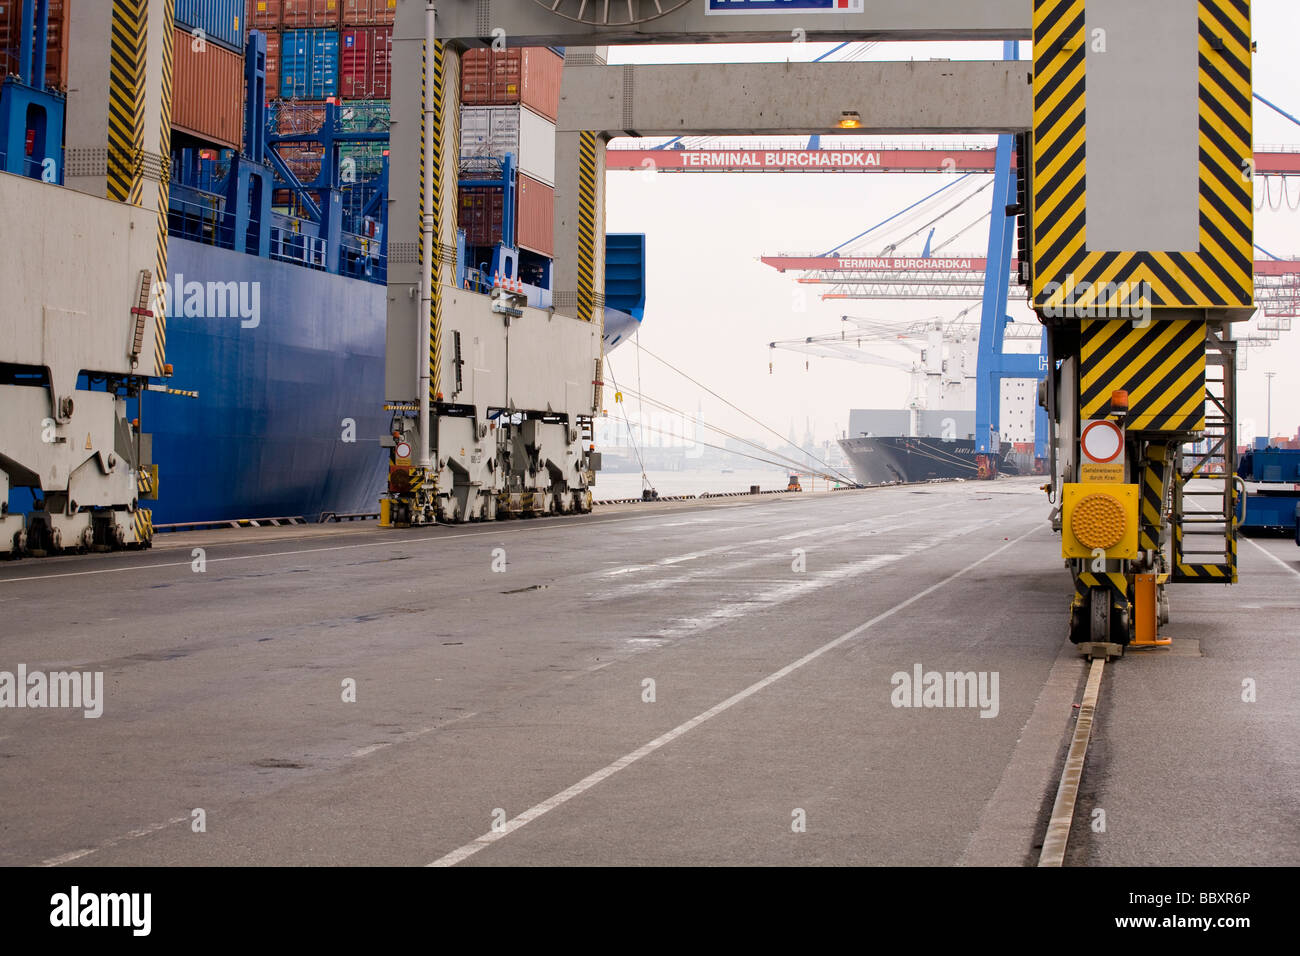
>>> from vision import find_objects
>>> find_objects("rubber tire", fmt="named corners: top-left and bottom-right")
top-left (1090, 587), bottom-right (1110, 644)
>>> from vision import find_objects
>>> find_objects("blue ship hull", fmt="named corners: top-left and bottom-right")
top-left (148, 239), bottom-right (389, 524)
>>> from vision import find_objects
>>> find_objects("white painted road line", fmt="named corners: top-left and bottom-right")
top-left (0, 509), bottom-right (727, 585)
top-left (0, 489), bottom-right (918, 586)
top-left (427, 523), bottom-right (1043, 867)
top-left (41, 815), bottom-right (190, 867)
top-left (1243, 536), bottom-right (1300, 580)
top-left (0, 487), bottom-right (932, 586)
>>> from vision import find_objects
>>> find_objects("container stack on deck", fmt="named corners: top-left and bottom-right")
top-left (247, 0), bottom-right (393, 229)
top-left (458, 47), bottom-right (562, 288)
top-left (173, 1), bottom-right (248, 149)
top-left (0, 0), bottom-right (69, 89)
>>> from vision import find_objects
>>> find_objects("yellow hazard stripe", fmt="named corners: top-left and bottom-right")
top-left (576, 131), bottom-right (598, 324)
top-left (419, 40), bottom-right (426, 255)
top-left (154, 3), bottom-right (173, 377)
top-left (108, 0), bottom-right (146, 204)
top-left (430, 40), bottom-right (442, 402)
top-left (1077, 570), bottom-right (1130, 600)
top-left (1139, 448), bottom-right (1168, 552)
top-left (1031, 0), bottom-right (1086, 298)
top-left (1080, 320), bottom-right (1206, 432)
top-left (1031, 0), bottom-right (1253, 309)
top-left (134, 508), bottom-right (153, 543)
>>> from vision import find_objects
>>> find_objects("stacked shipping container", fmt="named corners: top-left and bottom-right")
top-left (247, 0), bottom-right (392, 227)
top-left (339, 26), bottom-right (391, 98)
top-left (174, 0), bottom-right (246, 50)
top-left (172, 27), bottom-right (245, 149)
top-left (171, 1), bottom-right (251, 148)
top-left (0, 0), bottom-right (69, 89)
top-left (457, 48), bottom-right (562, 260)
top-left (281, 27), bottom-right (339, 98)
top-left (459, 48), bottom-right (563, 123)
top-left (245, 0), bottom-right (392, 102)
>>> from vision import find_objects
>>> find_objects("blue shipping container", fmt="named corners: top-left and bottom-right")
top-left (281, 29), bottom-right (340, 100)
top-left (174, 0), bottom-right (245, 53)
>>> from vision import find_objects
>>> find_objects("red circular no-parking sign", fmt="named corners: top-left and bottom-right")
top-left (1080, 420), bottom-right (1123, 463)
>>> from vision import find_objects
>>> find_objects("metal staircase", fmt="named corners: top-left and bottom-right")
top-left (1171, 332), bottom-right (1239, 583)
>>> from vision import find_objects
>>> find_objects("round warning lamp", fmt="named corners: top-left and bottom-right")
top-left (1071, 493), bottom-right (1127, 550)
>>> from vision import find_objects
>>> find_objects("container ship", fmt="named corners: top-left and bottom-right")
top-left (839, 433), bottom-right (1024, 484)
top-left (2, 1), bottom-right (644, 527)
top-left (832, 321), bottom-right (1044, 485)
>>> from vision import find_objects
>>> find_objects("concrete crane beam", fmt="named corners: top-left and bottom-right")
top-left (557, 61), bottom-right (1032, 137)
top-left (432, 0), bottom-right (1031, 46)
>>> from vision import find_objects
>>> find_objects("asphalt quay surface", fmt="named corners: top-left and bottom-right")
top-left (0, 477), bottom-right (1291, 866)
top-left (1065, 532), bottom-right (1300, 866)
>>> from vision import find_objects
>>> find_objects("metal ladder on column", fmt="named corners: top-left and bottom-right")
top-left (1171, 331), bottom-right (1238, 583)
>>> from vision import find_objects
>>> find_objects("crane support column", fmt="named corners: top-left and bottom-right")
top-left (1028, 0), bottom-right (1254, 653)
top-left (974, 109), bottom-right (1018, 468)
top-left (555, 55), bottom-right (610, 417)
top-left (2, 0), bottom-right (173, 555)
top-left (382, 2), bottom-right (603, 526)
top-left (384, 1), bottom-right (462, 526)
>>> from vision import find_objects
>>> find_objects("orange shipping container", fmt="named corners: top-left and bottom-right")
top-left (460, 47), bottom-right (563, 124)
top-left (0, 0), bottom-right (69, 89)
top-left (282, 0), bottom-right (339, 28)
top-left (516, 173), bottom-right (554, 258)
top-left (172, 27), bottom-right (245, 149)
top-left (342, 0), bottom-right (394, 25)
top-left (262, 29), bottom-right (281, 102)
top-left (247, 0), bottom-right (283, 31)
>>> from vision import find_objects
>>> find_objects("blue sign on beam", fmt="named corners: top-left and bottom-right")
top-left (706, 0), bottom-right (865, 14)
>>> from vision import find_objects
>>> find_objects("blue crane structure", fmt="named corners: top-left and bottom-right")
top-left (0, 0), bottom-right (66, 184)
top-left (975, 41), bottom-right (1050, 463)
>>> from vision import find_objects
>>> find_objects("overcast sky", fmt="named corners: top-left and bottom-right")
top-left (603, 1), bottom-right (1300, 450)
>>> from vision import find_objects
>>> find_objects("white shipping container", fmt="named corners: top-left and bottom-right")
top-left (459, 105), bottom-right (556, 187)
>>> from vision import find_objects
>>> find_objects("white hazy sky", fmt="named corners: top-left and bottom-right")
top-left (603, 1), bottom-right (1300, 449)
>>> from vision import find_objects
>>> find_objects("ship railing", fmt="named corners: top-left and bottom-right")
top-left (338, 235), bottom-right (387, 283)
top-left (168, 193), bottom-right (236, 250)
top-left (0, 148), bottom-right (60, 183)
top-left (269, 214), bottom-right (328, 270)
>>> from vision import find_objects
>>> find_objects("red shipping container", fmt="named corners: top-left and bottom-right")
top-left (42, 0), bottom-right (67, 88)
top-left (282, 0), bottom-right (338, 28)
top-left (339, 26), bottom-right (391, 98)
top-left (342, 0), bottom-right (394, 26)
top-left (0, 0), bottom-right (69, 88)
top-left (247, 0), bottom-right (283, 30)
top-left (460, 47), bottom-right (562, 123)
top-left (172, 27), bottom-right (245, 149)
top-left (262, 29), bottom-right (281, 102)
top-left (458, 187), bottom-right (505, 247)
top-left (516, 173), bottom-right (554, 257)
